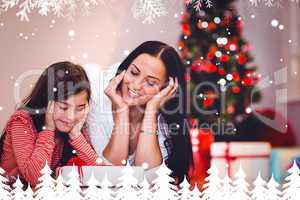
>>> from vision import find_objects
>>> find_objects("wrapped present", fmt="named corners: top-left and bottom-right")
top-left (271, 147), bottom-right (300, 183)
top-left (210, 142), bottom-right (271, 182)
top-left (188, 128), bottom-right (214, 188)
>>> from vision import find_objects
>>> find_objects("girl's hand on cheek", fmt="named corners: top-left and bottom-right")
top-left (69, 105), bottom-right (89, 140)
top-left (45, 101), bottom-right (56, 131)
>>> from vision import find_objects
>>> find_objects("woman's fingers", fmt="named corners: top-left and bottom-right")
top-left (159, 77), bottom-right (175, 98)
top-left (105, 70), bottom-right (126, 97)
top-left (111, 70), bottom-right (126, 90)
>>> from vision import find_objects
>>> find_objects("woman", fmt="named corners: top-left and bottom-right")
top-left (0, 61), bottom-right (104, 187)
top-left (89, 41), bottom-right (193, 182)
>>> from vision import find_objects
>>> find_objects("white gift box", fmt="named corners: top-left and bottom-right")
top-left (57, 166), bottom-right (159, 187)
top-left (210, 142), bottom-right (272, 182)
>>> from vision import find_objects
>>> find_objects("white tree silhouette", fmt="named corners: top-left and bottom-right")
top-left (202, 162), bottom-right (222, 200)
top-left (34, 161), bottom-right (56, 200)
top-left (282, 160), bottom-right (300, 200)
top-left (177, 176), bottom-right (191, 200)
top-left (231, 164), bottom-right (251, 200)
top-left (251, 172), bottom-right (268, 200)
top-left (11, 176), bottom-right (26, 200)
top-left (99, 174), bottom-right (114, 200)
top-left (190, 183), bottom-right (202, 200)
top-left (137, 176), bottom-right (152, 200)
top-left (24, 184), bottom-right (34, 200)
top-left (65, 165), bottom-right (83, 200)
top-left (83, 172), bottom-right (101, 200)
top-left (55, 170), bottom-right (68, 200)
top-left (0, 167), bottom-right (11, 200)
top-left (116, 163), bottom-right (139, 200)
top-left (266, 174), bottom-right (282, 200)
top-left (221, 170), bottom-right (233, 200)
top-left (151, 161), bottom-right (178, 200)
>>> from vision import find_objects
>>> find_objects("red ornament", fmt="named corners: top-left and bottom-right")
top-left (208, 22), bottom-right (217, 31)
top-left (202, 92), bottom-right (216, 108)
top-left (192, 60), bottom-right (217, 73)
top-left (207, 47), bottom-right (217, 60)
top-left (181, 23), bottom-right (191, 36)
top-left (220, 55), bottom-right (230, 62)
top-left (203, 97), bottom-right (215, 108)
top-left (232, 86), bottom-right (240, 94)
top-left (197, 20), bottom-right (202, 29)
top-left (227, 105), bottom-right (235, 114)
top-left (241, 77), bottom-right (253, 86)
top-left (237, 53), bottom-right (247, 65)
top-left (218, 68), bottom-right (226, 75)
top-left (232, 72), bottom-right (240, 81)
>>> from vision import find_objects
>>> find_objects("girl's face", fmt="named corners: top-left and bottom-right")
top-left (120, 53), bottom-right (167, 106)
top-left (53, 91), bottom-right (89, 133)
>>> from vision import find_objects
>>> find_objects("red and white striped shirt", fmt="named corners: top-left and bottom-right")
top-left (0, 109), bottom-right (103, 187)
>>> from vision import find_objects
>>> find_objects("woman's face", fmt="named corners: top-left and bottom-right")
top-left (53, 91), bottom-right (89, 133)
top-left (120, 53), bottom-right (167, 106)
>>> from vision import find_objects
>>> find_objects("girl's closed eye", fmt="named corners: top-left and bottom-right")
top-left (76, 106), bottom-right (85, 112)
top-left (59, 105), bottom-right (68, 111)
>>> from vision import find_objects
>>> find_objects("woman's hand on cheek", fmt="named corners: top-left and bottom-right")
top-left (145, 77), bottom-right (178, 112)
top-left (104, 70), bottom-right (129, 112)
top-left (45, 101), bottom-right (56, 131)
top-left (69, 105), bottom-right (89, 140)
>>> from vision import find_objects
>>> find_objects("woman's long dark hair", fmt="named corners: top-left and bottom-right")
top-left (0, 61), bottom-right (91, 166)
top-left (116, 41), bottom-right (193, 182)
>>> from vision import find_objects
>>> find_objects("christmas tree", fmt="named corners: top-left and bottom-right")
top-left (201, 162), bottom-right (222, 200)
top-left (266, 174), bottom-right (282, 200)
top-left (282, 160), bottom-right (300, 200)
top-left (99, 174), bottom-right (114, 200)
top-left (250, 172), bottom-right (268, 200)
top-left (83, 172), bottom-right (101, 200)
top-left (152, 162), bottom-right (178, 200)
top-left (11, 177), bottom-right (26, 200)
top-left (116, 163), bottom-right (139, 200)
top-left (55, 171), bottom-right (68, 200)
top-left (0, 167), bottom-right (11, 200)
top-left (231, 164), bottom-right (251, 200)
top-left (137, 176), bottom-right (153, 200)
top-left (34, 161), bottom-right (56, 200)
top-left (179, 0), bottom-right (261, 139)
top-left (221, 170), bottom-right (233, 200)
top-left (190, 183), bottom-right (202, 200)
top-left (177, 176), bottom-right (192, 200)
top-left (65, 165), bottom-right (83, 200)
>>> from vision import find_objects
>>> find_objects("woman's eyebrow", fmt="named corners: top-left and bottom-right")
top-left (132, 63), bottom-right (160, 81)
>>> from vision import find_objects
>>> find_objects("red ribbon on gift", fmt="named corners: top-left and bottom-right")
top-left (66, 157), bottom-right (86, 184)
top-left (213, 143), bottom-right (270, 177)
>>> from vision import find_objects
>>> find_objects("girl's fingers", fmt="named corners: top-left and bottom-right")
top-left (47, 101), bottom-right (55, 114)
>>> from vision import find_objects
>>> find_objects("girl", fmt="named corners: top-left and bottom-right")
top-left (88, 41), bottom-right (193, 182)
top-left (0, 61), bottom-right (103, 187)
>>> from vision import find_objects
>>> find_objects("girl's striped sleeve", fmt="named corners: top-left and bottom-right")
top-left (10, 113), bottom-right (56, 187)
